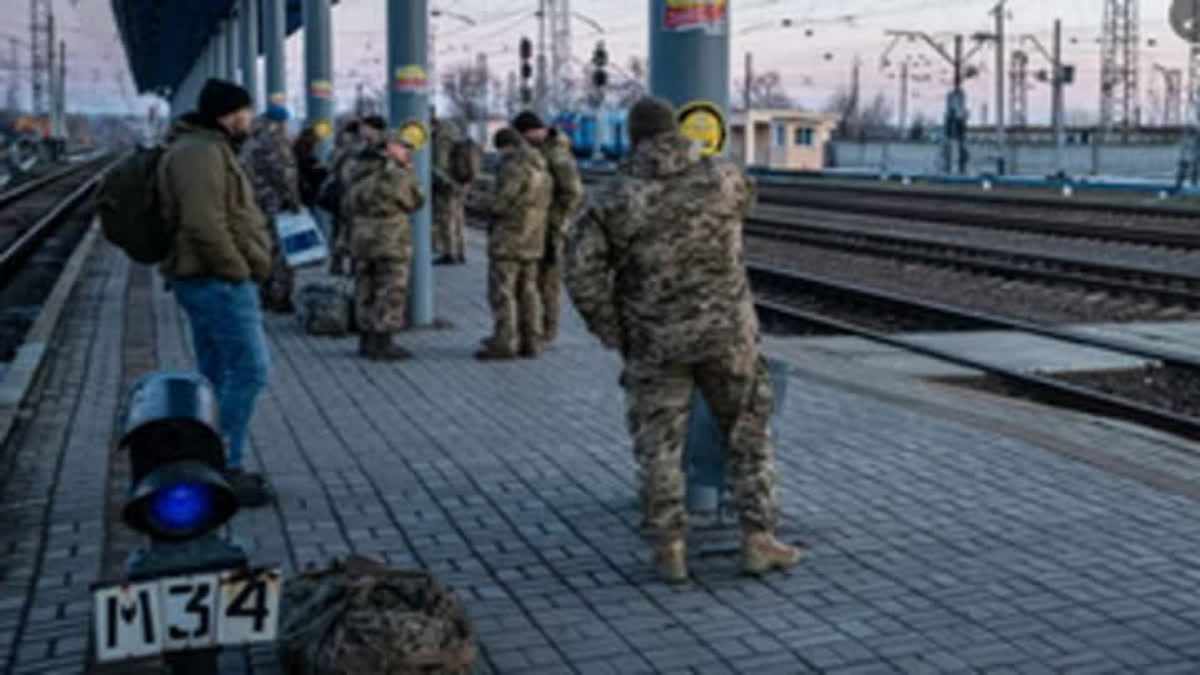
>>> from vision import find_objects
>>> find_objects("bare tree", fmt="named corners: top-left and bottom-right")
top-left (612, 56), bottom-right (647, 108)
top-left (733, 70), bottom-right (796, 110)
top-left (441, 62), bottom-right (491, 123)
top-left (827, 89), bottom-right (894, 140)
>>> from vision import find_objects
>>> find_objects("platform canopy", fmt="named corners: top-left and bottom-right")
top-left (111, 0), bottom-right (319, 96)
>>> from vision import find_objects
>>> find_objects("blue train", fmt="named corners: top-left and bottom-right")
top-left (553, 111), bottom-right (630, 161)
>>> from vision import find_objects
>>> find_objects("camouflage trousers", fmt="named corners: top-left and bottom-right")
top-left (621, 348), bottom-right (778, 542)
top-left (537, 240), bottom-right (563, 341)
top-left (262, 216), bottom-right (295, 310)
top-left (434, 191), bottom-right (465, 259)
top-left (486, 259), bottom-right (540, 354)
top-left (355, 255), bottom-right (410, 333)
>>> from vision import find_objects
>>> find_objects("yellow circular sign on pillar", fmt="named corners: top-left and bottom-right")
top-left (677, 101), bottom-right (727, 156)
top-left (398, 120), bottom-right (429, 151)
top-left (313, 120), bottom-right (333, 139)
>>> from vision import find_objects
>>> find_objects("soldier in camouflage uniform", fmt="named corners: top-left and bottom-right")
top-left (432, 118), bottom-right (468, 265)
top-left (512, 111), bottom-right (585, 344)
top-left (565, 98), bottom-right (801, 584)
top-left (344, 128), bottom-right (424, 360)
top-left (476, 128), bottom-right (552, 360)
top-left (334, 116), bottom-right (387, 277)
top-left (241, 104), bottom-right (300, 312)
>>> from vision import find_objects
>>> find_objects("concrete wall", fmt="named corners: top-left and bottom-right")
top-left (830, 141), bottom-right (1184, 179)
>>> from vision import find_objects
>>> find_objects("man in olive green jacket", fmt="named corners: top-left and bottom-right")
top-left (512, 111), bottom-right (584, 344)
top-left (158, 78), bottom-right (273, 507)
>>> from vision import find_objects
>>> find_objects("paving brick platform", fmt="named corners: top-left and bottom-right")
top-left (2, 228), bottom-right (1200, 674)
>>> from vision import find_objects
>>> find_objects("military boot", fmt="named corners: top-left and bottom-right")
top-left (358, 331), bottom-right (373, 357)
top-left (475, 342), bottom-right (517, 360)
top-left (371, 333), bottom-right (413, 361)
top-left (742, 531), bottom-right (804, 576)
top-left (654, 539), bottom-right (688, 584)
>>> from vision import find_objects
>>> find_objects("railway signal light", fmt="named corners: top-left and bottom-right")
top-left (120, 372), bottom-right (237, 541)
top-left (590, 42), bottom-right (608, 100)
top-left (94, 371), bottom-right (281, 671)
top-left (519, 37), bottom-right (534, 104)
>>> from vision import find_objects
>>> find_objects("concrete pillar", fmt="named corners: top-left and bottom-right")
top-left (225, 18), bottom-right (239, 82)
top-left (303, 0), bottom-right (334, 149)
top-left (240, 0), bottom-right (259, 108)
top-left (387, 0), bottom-right (435, 326)
top-left (648, 0), bottom-right (730, 157)
top-left (264, 0), bottom-right (287, 107)
top-left (649, 0), bottom-right (731, 512)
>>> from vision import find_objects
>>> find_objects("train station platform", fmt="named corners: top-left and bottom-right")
top-left (3, 227), bottom-right (1200, 674)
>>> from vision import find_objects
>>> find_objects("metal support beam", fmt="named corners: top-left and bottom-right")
top-left (303, 0), bottom-right (333, 146)
top-left (1052, 19), bottom-right (1065, 175)
top-left (649, 0), bottom-right (730, 513)
top-left (264, 0), bottom-right (286, 106)
top-left (240, 0), bottom-right (259, 107)
top-left (225, 17), bottom-right (239, 83)
top-left (213, 25), bottom-right (228, 80)
top-left (387, 0), bottom-right (434, 326)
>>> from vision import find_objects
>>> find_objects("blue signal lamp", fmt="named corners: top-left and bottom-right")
top-left (119, 372), bottom-right (237, 542)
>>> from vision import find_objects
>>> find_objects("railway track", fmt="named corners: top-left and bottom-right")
top-left (0, 156), bottom-right (112, 360)
top-left (756, 181), bottom-right (1200, 249)
top-left (745, 214), bottom-right (1200, 309)
top-left (750, 263), bottom-right (1200, 445)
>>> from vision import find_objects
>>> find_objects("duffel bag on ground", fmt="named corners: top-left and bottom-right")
top-left (295, 280), bottom-right (353, 336)
top-left (277, 555), bottom-right (476, 675)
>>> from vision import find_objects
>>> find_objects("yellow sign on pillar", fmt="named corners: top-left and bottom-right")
top-left (677, 100), bottom-right (726, 156)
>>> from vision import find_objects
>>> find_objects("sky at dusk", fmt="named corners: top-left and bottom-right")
top-left (12, 0), bottom-right (1196, 126)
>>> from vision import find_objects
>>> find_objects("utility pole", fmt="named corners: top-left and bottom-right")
top-left (993, 0), bottom-right (1007, 172)
top-left (30, 0), bottom-right (52, 122)
top-left (882, 29), bottom-right (987, 174)
top-left (536, 0), bottom-right (548, 117)
top-left (5, 38), bottom-right (18, 113)
top-left (55, 40), bottom-right (64, 142)
top-left (1019, 21), bottom-right (1069, 174)
top-left (1154, 64), bottom-right (1183, 126)
top-left (548, 0), bottom-right (571, 114)
top-left (1009, 50), bottom-right (1028, 126)
top-left (1053, 19), bottom-right (1065, 175)
top-left (899, 59), bottom-right (909, 135)
top-left (1100, 0), bottom-right (1140, 137)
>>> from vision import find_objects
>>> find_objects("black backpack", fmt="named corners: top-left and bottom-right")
top-left (97, 146), bottom-right (172, 264)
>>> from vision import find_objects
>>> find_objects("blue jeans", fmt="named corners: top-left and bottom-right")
top-left (173, 279), bottom-right (271, 470)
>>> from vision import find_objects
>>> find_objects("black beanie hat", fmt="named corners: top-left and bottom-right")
top-left (197, 78), bottom-right (253, 120)
top-left (362, 115), bottom-right (387, 132)
top-left (494, 127), bottom-right (523, 150)
top-left (511, 111), bottom-right (545, 133)
top-left (628, 97), bottom-right (678, 145)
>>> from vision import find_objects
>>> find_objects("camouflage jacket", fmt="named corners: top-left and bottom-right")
top-left (432, 124), bottom-right (464, 196)
top-left (240, 119), bottom-right (300, 216)
top-left (565, 132), bottom-right (759, 364)
top-left (345, 149), bottom-right (425, 260)
top-left (489, 142), bottom-right (552, 261)
top-left (536, 129), bottom-right (585, 233)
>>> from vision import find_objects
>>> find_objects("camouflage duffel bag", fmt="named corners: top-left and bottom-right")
top-left (278, 555), bottom-right (476, 675)
top-left (295, 280), bottom-right (353, 336)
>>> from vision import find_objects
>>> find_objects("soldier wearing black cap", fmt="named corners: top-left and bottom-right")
top-left (157, 78), bottom-right (273, 507)
top-left (511, 111), bottom-right (584, 345)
